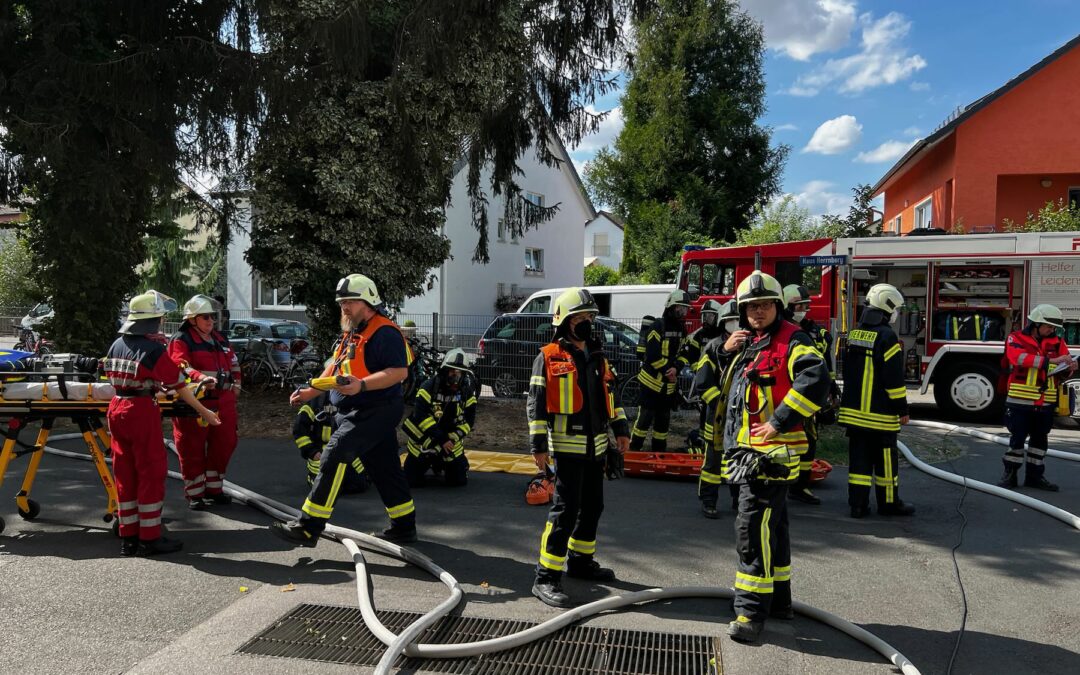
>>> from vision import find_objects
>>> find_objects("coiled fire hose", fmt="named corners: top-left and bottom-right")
top-left (33, 434), bottom-right (931, 674)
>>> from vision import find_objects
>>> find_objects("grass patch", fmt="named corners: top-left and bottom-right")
top-left (813, 423), bottom-right (964, 467)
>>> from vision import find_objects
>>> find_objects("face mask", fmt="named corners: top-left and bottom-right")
top-left (572, 319), bottom-right (593, 341)
top-left (792, 311), bottom-right (807, 322)
top-left (724, 319), bottom-right (740, 334)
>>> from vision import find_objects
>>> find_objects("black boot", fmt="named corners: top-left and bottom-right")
top-left (727, 616), bottom-right (764, 643)
top-left (997, 466), bottom-right (1019, 489)
top-left (878, 501), bottom-right (916, 516)
top-left (531, 579), bottom-right (573, 608)
top-left (375, 523), bottom-right (418, 544)
top-left (850, 504), bottom-right (870, 519)
top-left (206, 492), bottom-right (232, 506)
top-left (789, 486), bottom-right (821, 505)
top-left (270, 520), bottom-right (320, 548)
top-left (701, 502), bottom-right (720, 519)
top-left (120, 536), bottom-right (139, 557)
top-left (1023, 476), bottom-right (1059, 492)
top-left (566, 557), bottom-right (616, 582)
top-left (136, 536), bottom-right (183, 556)
top-left (187, 497), bottom-right (210, 511)
top-left (769, 605), bottom-right (795, 620)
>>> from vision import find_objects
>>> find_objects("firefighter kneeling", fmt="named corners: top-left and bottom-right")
top-left (294, 392), bottom-right (368, 492)
top-left (839, 284), bottom-right (915, 518)
top-left (720, 272), bottom-right (830, 644)
top-left (402, 348), bottom-right (477, 487)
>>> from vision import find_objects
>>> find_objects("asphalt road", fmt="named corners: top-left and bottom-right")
top-left (1, 397), bottom-right (1078, 674)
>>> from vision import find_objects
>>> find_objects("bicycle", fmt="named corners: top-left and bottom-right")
top-left (15, 328), bottom-right (53, 356)
top-left (239, 338), bottom-right (322, 391)
top-left (402, 334), bottom-right (444, 401)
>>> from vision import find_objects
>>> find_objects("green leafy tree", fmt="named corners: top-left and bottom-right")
top-left (0, 233), bottom-right (43, 308)
top-left (245, 0), bottom-right (651, 347)
top-left (139, 192), bottom-right (225, 302)
top-left (0, 2), bottom-right (255, 353)
top-left (831, 183), bottom-right (880, 237)
top-left (1002, 199), bottom-right (1080, 233)
top-left (586, 0), bottom-right (787, 283)
top-left (584, 264), bottom-right (621, 286)
top-left (734, 195), bottom-right (834, 245)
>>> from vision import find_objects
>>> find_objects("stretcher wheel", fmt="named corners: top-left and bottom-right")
top-left (18, 499), bottom-right (40, 520)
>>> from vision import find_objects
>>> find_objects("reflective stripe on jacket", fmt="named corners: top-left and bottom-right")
top-left (838, 316), bottom-right (908, 431)
top-left (637, 316), bottom-right (687, 394)
top-left (1005, 329), bottom-right (1067, 407)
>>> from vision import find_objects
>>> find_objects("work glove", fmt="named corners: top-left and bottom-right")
top-left (604, 443), bottom-right (624, 480)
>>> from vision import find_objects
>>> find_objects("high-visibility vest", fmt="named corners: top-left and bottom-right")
top-left (734, 320), bottom-right (809, 456)
top-left (1005, 329), bottom-right (1067, 407)
top-left (331, 314), bottom-right (407, 379)
top-left (540, 342), bottom-right (616, 417)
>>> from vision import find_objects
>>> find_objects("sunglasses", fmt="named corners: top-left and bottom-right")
top-left (196, 313), bottom-right (216, 321)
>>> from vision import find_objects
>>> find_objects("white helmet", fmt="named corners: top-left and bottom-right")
top-left (182, 294), bottom-right (220, 320)
top-left (336, 274), bottom-right (382, 306)
top-left (866, 284), bottom-right (904, 313)
top-left (1028, 304), bottom-right (1064, 328)
top-left (665, 289), bottom-right (692, 309)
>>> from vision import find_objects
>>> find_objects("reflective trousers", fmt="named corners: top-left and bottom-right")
top-left (1003, 404), bottom-right (1054, 480)
top-left (630, 389), bottom-right (674, 452)
top-left (847, 429), bottom-right (901, 508)
top-left (732, 481), bottom-right (791, 622)
top-left (173, 394), bottom-right (238, 500)
top-left (536, 453), bottom-right (605, 582)
top-left (300, 399), bottom-right (414, 534)
top-left (794, 420), bottom-right (818, 490)
top-left (404, 452), bottom-right (469, 487)
top-left (108, 398), bottom-right (167, 541)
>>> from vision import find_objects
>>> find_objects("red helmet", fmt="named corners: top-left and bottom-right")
top-left (525, 472), bottom-right (555, 505)
top-left (810, 459), bottom-right (833, 483)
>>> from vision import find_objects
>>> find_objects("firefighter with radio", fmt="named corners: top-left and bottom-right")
top-left (402, 348), bottom-right (477, 487)
top-left (294, 391), bottom-right (368, 492)
top-left (782, 284), bottom-right (835, 506)
top-left (105, 291), bottom-right (221, 556)
top-left (688, 299), bottom-right (740, 518)
top-left (271, 274), bottom-right (416, 547)
top-left (720, 272), bottom-right (830, 643)
top-left (630, 290), bottom-right (691, 452)
top-left (839, 283), bottom-right (915, 518)
top-left (168, 294), bottom-right (242, 510)
top-left (528, 288), bottom-right (630, 608)
top-left (999, 303), bottom-right (1076, 491)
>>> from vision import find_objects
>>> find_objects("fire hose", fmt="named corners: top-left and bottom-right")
top-left (32, 433), bottom-right (930, 674)
top-left (905, 418), bottom-right (1080, 463)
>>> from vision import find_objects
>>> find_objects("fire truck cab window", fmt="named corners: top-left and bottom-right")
top-left (775, 260), bottom-right (822, 296)
top-left (686, 263), bottom-right (736, 298)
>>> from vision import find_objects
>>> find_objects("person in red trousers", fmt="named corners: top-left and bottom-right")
top-left (105, 291), bottom-right (220, 556)
top-left (168, 294), bottom-right (242, 510)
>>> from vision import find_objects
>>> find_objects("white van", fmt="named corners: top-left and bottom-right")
top-left (516, 284), bottom-right (675, 324)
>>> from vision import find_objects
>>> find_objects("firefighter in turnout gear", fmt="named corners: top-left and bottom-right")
top-left (839, 283), bottom-right (915, 519)
top-left (106, 291), bottom-right (220, 556)
top-left (688, 300), bottom-right (740, 518)
top-left (999, 303), bottom-right (1076, 491)
top-left (783, 284), bottom-right (834, 506)
top-left (271, 274), bottom-right (416, 548)
top-left (528, 288), bottom-right (630, 608)
top-left (631, 290), bottom-right (691, 452)
top-left (168, 294), bottom-right (242, 510)
top-left (293, 392), bottom-right (368, 492)
top-left (402, 348), bottom-right (477, 487)
top-left (721, 272), bottom-right (830, 643)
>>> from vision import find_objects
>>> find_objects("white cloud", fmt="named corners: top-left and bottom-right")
top-left (791, 180), bottom-right (852, 216)
top-left (903, 126), bottom-right (922, 137)
top-left (803, 115), bottom-right (862, 154)
top-left (909, 81), bottom-right (930, 92)
top-left (854, 139), bottom-right (919, 164)
top-left (741, 0), bottom-right (856, 61)
top-left (775, 123), bottom-right (799, 132)
top-left (788, 11), bottom-right (927, 95)
top-left (571, 105), bottom-right (624, 153)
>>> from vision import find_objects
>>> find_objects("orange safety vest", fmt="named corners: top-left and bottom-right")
top-left (331, 314), bottom-right (408, 379)
top-left (540, 343), bottom-right (616, 417)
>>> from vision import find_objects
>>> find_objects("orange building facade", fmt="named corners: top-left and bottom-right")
top-left (874, 35), bottom-right (1080, 234)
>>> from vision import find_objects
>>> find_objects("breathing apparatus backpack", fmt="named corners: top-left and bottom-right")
top-left (635, 315), bottom-right (657, 362)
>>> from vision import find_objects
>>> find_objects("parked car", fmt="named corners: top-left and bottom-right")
top-left (227, 318), bottom-right (314, 367)
top-left (475, 313), bottom-right (642, 398)
top-left (20, 302), bottom-right (54, 329)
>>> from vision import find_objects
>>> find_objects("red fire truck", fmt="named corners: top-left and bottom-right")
top-left (677, 231), bottom-right (1080, 418)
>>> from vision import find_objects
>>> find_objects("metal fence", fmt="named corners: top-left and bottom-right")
top-left (0, 307), bottom-right (32, 337)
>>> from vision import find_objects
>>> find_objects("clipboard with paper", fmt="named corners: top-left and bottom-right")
top-left (1049, 355), bottom-right (1078, 378)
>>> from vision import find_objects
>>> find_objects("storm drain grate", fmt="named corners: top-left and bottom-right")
top-left (237, 603), bottom-right (721, 674)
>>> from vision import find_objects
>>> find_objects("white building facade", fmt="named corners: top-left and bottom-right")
top-left (583, 210), bottom-right (624, 270)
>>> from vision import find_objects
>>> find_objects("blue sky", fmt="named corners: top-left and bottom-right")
top-left (568, 0), bottom-right (1079, 218)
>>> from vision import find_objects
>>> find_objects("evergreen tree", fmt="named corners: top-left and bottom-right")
top-left (586, 0), bottom-right (786, 283)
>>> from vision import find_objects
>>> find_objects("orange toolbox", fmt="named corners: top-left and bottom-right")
top-left (623, 451), bottom-right (702, 479)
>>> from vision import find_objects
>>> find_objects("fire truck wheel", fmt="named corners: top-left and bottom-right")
top-left (17, 499), bottom-right (40, 520)
top-left (935, 362), bottom-right (1002, 420)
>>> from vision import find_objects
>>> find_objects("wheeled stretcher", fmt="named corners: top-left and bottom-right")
top-left (0, 357), bottom-right (200, 535)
